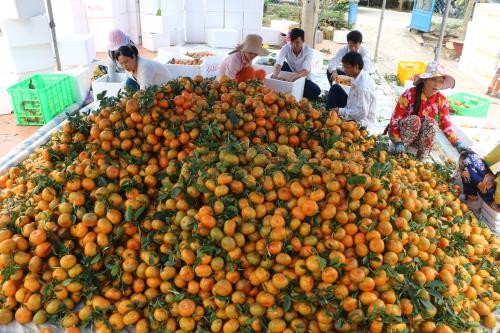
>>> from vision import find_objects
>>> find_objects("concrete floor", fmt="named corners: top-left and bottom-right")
top-left (0, 6), bottom-right (498, 159)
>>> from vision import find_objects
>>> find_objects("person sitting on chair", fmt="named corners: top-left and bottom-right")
top-left (272, 28), bottom-right (321, 100)
top-left (326, 52), bottom-right (376, 128)
top-left (326, 30), bottom-right (372, 86)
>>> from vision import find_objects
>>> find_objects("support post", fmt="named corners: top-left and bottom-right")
top-left (434, 0), bottom-right (452, 61)
top-left (374, 0), bottom-right (387, 63)
top-left (46, 0), bottom-right (61, 70)
top-left (301, 0), bottom-right (320, 47)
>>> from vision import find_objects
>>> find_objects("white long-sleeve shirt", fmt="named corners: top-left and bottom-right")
top-left (327, 45), bottom-right (372, 73)
top-left (338, 70), bottom-right (376, 128)
top-left (130, 57), bottom-right (172, 89)
top-left (276, 43), bottom-right (314, 79)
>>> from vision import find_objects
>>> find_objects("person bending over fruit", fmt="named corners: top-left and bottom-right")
top-left (387, 61), bottom-right (466, 159)
top-left (218, 34), bottom-right (268, 82)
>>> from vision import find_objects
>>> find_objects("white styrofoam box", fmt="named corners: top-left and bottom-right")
top-left (0, 0), bottom-right (46, 19)
top-left (243, 11), bottom-right (263, 29)
top-left (243, 28), bottom-right (262, 41)
top-left (8, 44), bottom-right (55, 74)
top-left (85, 0), bottom-right (127, 18)
top-left (225, 0), bottom-right (243, 12)
top-left (225, 12), bottom-right (243, 29)
top-left (261, 27), bottom-right (283, 46)
top-left (170, 28), bottom-right (185, 45)
top-left (185, 11), bottom-right (205, 28)
top-left (264, 71), bottom-right (305, 101)
top-left (58, 34), bottom-right (96, 67)
top-left (336, 75), bottom-right (352, 94)
top-left (270, 20), bottom-right (298, 34)
top-left (128, 12), bottom-right (139, 34)
top-left (203, 0), bottom-right (224, 12)
top-left (140, 14), bottom-right (176, 33)
top-left (92, 73), bottom-right (128, 100)
top-left (158, 46), bottom-right (187, 63)
top-left (206, 28), bottom-right (239, 48)
top-left (142, 32), bottom-right (170, 51)
top-left (333, 30), bottom-right (349, 43)
top-left (60, 67), bottom-right (92, 102)
top-left (87, 14), bottom-right (128, 52)
top-left (311, 49), bottom-right (324, 74)
top-left (243, 0), bottom-right (263, 12)
top-left (185, 26), bottom-right (205, 43)
top-left (205, 11), bottom-right (224, 29)
top-left (185, 0), bottom-right (205, 11)
top-left (0, 15), bottom-right (51, 48)
top-left (315, 30), bottom-right (324, 43)
top-left (160, 0), bottom-right (183, 14)
top-left (139, 0), bottom-right (160, 14)
top-left (52, 0), bottom-right (89, 36)
top-left (129, 28), bottom-right (140, 45)
top-left (127, 0), bottom-right (138, 12)
top-left (165, 55), bottom-right (223, 78)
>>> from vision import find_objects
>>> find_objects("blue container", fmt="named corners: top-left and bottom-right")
top-left (348, 2), bottom-right (358, 27)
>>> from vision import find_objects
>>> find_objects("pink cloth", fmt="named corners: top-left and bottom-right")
top-left (218, 51), bottom-right (251, 79)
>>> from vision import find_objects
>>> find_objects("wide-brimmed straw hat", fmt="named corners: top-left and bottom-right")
top-left (236, 34), bottom-right (269, 56)
top-left (108, 29), bottom-right (131, 51)
top-left (413, 61), bottom-right (455, 89)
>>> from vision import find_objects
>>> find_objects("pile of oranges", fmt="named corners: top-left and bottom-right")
top-left (0, 75), bottom-right (498, 333)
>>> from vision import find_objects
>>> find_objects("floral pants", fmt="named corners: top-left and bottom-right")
top-left (458, 150), bottom-right (496, 204)
top-left (399, 115), bottom-right (437, 158)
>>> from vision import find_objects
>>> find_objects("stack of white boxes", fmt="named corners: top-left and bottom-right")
top-left (204, 0), bottom-right (224, 40)
top-left (85, 0), bottom-right (128, 52)
top-left (127, 0), bottom-right (140, 43)
top-left (160, 0), bottom-right (185, 45)
top-left (185, 0), bottom-right (205, 43)
top-left (242, 0), bottom-right (264, 40)
top-left (0, 0), bottom-right (55, 74)
top-left (224, 0), bottom-right (244, 43)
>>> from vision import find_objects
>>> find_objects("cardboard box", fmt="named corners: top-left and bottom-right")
top-left (0, 15), bottom-right (51, 48)
top-left (165, 55), bottom-right (223, 78)
top-left (140, 14), bottom-right (176, 33)
top-left (206, 28), bottom-right (239, 48)
top-left (92, 73), bottom-right (128, 100)
top-left (205, 11), bottom-right (224, 29)
top-left (261, 27), bottom-right (283, 46)
top-left (0, 0), bottom-right (46, 19)
top-left (225, 12), bottom-right (243, 29)
top-left (185, 26), bottom-right (205, 43)
top-left (225, 0), bottom-right (243, 12)
top-left (142, 32), bottom-right (170, 51)
top-left (139, 0), bottom-right (160, 14)
top-left (243, 11), bottom-right (263, 29)
top-left (58, 34), bottom-right (96, 67)
top-left (85, 0), bottom-right (127, 18)
top-left (8, 44), bottom-right (55, 74)
top-left (243, 0), bottom-right (264, 12)
top-left (264, 71), bottom-right (305, 101)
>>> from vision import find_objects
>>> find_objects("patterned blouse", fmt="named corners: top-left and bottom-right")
top-left (388, 87), bottom-right (459, 145)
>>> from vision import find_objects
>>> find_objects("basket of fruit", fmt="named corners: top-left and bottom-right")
top-left (448, 92), bottom-right (490, 118)
top-left (336, 74), bottom-right (352, 94)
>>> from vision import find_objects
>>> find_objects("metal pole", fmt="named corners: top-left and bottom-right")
top-left (374, 0), bottom-right (387, 63)
top-left (434, 0), bottom-right (452, 61)
top-left (46, 0), bottom-right (61, 70)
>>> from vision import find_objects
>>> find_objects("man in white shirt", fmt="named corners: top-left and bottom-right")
top-left (326, 52), bottom-right (376, 128)
top-left (327, 30), bottom-right (372, 85)
top-left (272, 28), bottom-right (321, 100)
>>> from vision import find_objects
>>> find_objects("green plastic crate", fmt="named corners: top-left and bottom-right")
top-left (448, 92), bottom-right (490, 118)
top-left (7, 74), bottom-right (75, 126)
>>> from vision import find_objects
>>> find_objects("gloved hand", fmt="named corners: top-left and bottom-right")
top-left (393, 142), bottom-right (404, 155)
top-left (455, 141), bottom-right (467, 153)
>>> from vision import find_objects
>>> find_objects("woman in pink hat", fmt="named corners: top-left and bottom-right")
top-left (107, 29), bottom-right (134, 81)
top-left (387, 61), bottom-right (466, 158)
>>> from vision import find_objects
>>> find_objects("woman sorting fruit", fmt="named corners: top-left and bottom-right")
top-left (458, 144), bottom-right (500, 211)
top-left (114, 44), bottom-right (171, 91)
top-left (218, 34), bottom-right (268, 82)
top-left (387, 61), bottom-right (466, 158)
top-left (92, 29), bottom-right (134, 82)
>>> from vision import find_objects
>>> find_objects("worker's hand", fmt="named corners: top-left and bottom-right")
top-left (330, 70), bottom-right (338, 83)
top-left (393, 142), bottom-right (405, 156)
top-left (287, 74), bottom-right (298, 82)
